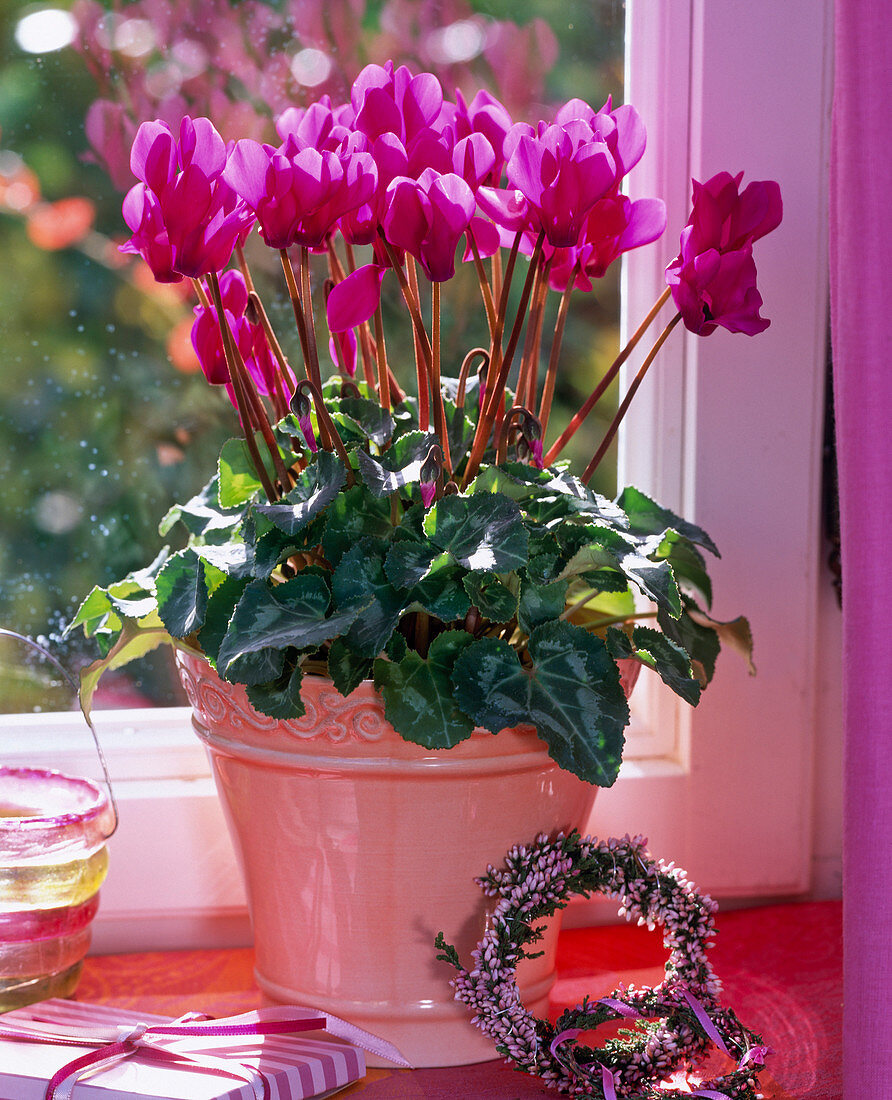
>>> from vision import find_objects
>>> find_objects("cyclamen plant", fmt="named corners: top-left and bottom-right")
top-left (71, 61), bottom-right (781, 787)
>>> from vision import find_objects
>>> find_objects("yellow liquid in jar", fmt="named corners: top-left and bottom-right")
top-left (0, 804), bottom-right (42, 818)
top-left (0, 848), bottom-right (108, 910)
top-left (0, 959), bottom-right (83, 1012)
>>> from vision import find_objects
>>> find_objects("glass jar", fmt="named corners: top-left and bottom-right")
top-left (0, 766), bottom-right (113, 1011)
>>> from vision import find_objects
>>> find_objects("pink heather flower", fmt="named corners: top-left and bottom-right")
top-left (120, 116), bottom-right (255, 282)
top-left (382, 168), bottom-right (476, 282)
top-left (503, 118), bottom-right (617, 248)
top-left (666, 171), bottom-right (782, 336)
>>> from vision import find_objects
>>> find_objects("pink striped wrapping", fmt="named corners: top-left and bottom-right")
top-left (0, 999), bottom-right (364, 1100)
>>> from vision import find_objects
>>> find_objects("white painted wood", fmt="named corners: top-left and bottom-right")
top-left (0, 2), bottom-right (838, 949)
top-left (620, 0), bottom-right (835, 896)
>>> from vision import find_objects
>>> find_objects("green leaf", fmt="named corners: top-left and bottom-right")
top-left (160, 477), bottom-right (243, 542)
top-left (464, 572), bottom-right (517, 623)
top-left (197, 575), bottom-right (249, 664)
top-left (472, 464), bottom-right (628, 527)
top-left (651, 531), bottom-right (713, 608)
top-left (517, 577), bottom-right (569, 634)
top-left (331, 538), bottom-right (408, 658)
top-left (617, 485), bottom-right (720, 557)
top-left (356, 431), bottom-right (436, 497)
top-left (321, 484), bottom-right (393, 566)
top-left (687, 604), bottom-right (756, 676)
top-left (218, 437), bottom-right (271, 508)
top-left (443, 398), bottom-right (476, 466)
top-left (245, 659), bottom-right (305, 719)
top-left (409, 566), bottom-right (471, 622)
top-left (374, 631), bottom-right (476, 748)
top-left (251, 517), bottom-right (326, 580)
top-left (327, 637), bottom-right (373, 697)
top-left (423, 492), bottom-right (528, 573)
top-left (155, 550), bottom-right (216, 639)
top-left (78, 621), bottom-right (172, 728)
top-left (217, 575), bottom-right (362, 679)
top-left (253, 451), bottom-right (346, 535)
top-left (607, 625), bottom-right (701, 706)
top-left (193, 539), bottom-right (255, 580)
top-left (451, 621), bottom-right (629, 786)
top-left (384, 540), bottom-right (445, 587)
top-left (337, 396), bottom-right (395, 446)
top-left (558, 525), bottom-right (681, 618)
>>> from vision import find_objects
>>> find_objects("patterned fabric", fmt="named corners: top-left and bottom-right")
top-left (75, 901), bottom-right (840, 1098)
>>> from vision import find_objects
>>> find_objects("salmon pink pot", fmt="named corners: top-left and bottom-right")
top-left (176, 650), bottom-right (637, 1068)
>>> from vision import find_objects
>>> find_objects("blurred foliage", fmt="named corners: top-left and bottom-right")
top-left (0, 0), bottom-right (624, 709)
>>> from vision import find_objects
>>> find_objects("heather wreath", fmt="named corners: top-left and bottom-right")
top-left (71, 61), bottom-right (780, 786)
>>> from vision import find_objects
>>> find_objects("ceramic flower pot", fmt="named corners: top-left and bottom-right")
top-left (175, 649), bottom-right (638, 1067)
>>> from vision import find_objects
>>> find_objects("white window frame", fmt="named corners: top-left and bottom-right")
top-left (1, 0), bottom-right (835, 949)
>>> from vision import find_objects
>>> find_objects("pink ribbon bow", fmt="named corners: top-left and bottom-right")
top-left (0, 1004), bottom-right (411, 1099)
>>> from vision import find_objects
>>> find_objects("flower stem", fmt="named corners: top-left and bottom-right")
top-left (538, 262), bottom-right (579, 437)
top-left (373, 303), bottom-right (391, 411)
top-left (208, 270), bottom-right (278, 502)
top-left (279, 248), bottom-right (313, 384)
top-left (299, 246), bottom-right (323, 391)
top-left (463, 232), bottom-right (545, 487)
top-left (581, 311), bottom-right (682, 485)
top-left (431, 281), bottom-right (452, 472)
top-left (378, 233), bottom-right (434, 426)
top-left (467, 230), bottom-right (496, 336)
top-left (545, 285), bottom-right (672, 466)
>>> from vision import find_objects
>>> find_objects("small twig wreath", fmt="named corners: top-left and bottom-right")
top-left (436, 832), bottom-right (772, 1099)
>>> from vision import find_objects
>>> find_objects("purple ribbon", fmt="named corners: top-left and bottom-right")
top-left (0, 1004), bottom-right (411, 1099)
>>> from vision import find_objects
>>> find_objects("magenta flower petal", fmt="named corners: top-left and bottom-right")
top-left (179, 115), bottom-right (226, 177)
top-left (223, 139), bottom-right (274, 214)
top-left (130, 121), bottom-right (177, 193)
top-left (326, 264), bottom-right (386, 332)
top-left (453, 133), bottom-right (496, 189)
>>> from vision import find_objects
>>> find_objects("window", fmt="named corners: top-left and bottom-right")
top-left (0, 0), bottom-right (836, 948)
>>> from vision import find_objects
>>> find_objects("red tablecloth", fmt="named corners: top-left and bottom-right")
top-left (76, 900), bottom-right (841, 1099)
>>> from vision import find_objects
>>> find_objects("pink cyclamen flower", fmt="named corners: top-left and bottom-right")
top-left (504, 118), bottom-right (617, 248)
top-left (382, 169), bottom-right (476, 282)
top-left (666, 171), bottom-right (782, 336)
top-left (191, 270), bottom-right (281, 410)
top-left (548, 194), bottom-right (667, 292)
top-left (120, 116), bottom-right (255, 282)
top-left (223, 135), bottom-right (377, 250)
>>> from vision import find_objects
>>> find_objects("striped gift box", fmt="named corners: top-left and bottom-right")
top-left (0, 999), bottom-right (365, 1099)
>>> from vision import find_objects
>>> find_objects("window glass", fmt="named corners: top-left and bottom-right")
top-left (0, 0), bottom-right (624, 709)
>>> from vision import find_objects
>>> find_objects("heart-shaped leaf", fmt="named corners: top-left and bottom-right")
top-left (607, 625), bottom-right (701, 706)
top-left (331, 538), bottom-right (408, 657)
top-left (245, 658), bottom-right (305, 719)
top-left (423, 492), bottom-right (528, 573)
top-left (374, 630), bottom-right (476, 748)
top-left (327, 636), bottom-right (373, 697)
top-left (464, 572), bottom-right (517, 623)
top-left (217, 575), bottom-right (362, 678)
top-left (253, 450), bottom-right (346, 535)
top-left (322, 484), bottom-right (393, 566)
top-left (156, 549), bottom-right (220, 639)
top-left (617, 485), bottom-right (720, 557)
top-left (357, 431), bottom-right (436, 497)
top-left (451, 620), bottom-right (629, 786)
top-left (518, 576), bottom-right (569, 634)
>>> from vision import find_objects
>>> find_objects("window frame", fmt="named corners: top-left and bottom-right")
top-left (1, 0), bottom-right (835, 948)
